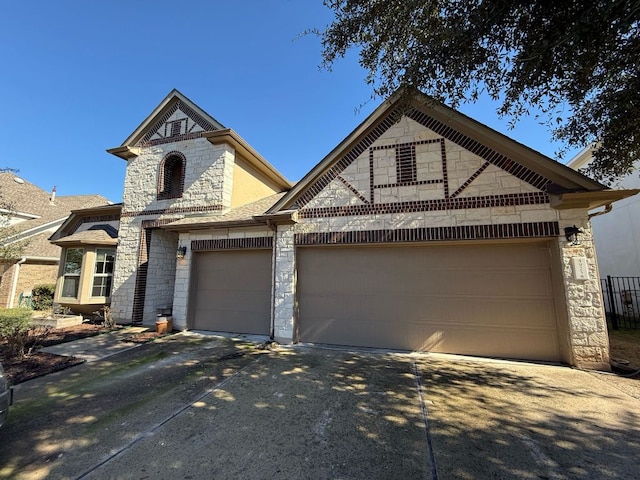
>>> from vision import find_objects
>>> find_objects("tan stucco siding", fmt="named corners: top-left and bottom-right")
top-left (231, 156), bottom-right (282, 207)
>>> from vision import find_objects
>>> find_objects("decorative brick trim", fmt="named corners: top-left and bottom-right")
top-left (138, 100), bottom-right (218, 147)
top-left (408, 109), bottom-right (551, 190)
top-left (450, 161), bottom-right (491, 198)
top-left (336, 175), bottom-right (370, 204)
top-left (157, 151), bottom-right (186, 200)
top-left (191, 236), bottom-right (273, 251)
top-left (141, 218), bottom-right (181, 229)
top-left (295, 222), bottom-right (559, 246)
top-left (374, 179), bottom-right (443, 189)
top-left (296, 108), bottom-right (402, 208)
top-left (370, 138), bottom-right (442, 151)
top-left (132, 228), bottom-right (151, 323)
top-left (121, 204), bottom-right (224, 218)
top-left (299, 192), bottom-right (549, 218)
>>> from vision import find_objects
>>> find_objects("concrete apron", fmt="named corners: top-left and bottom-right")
top-left (2, 336), bottom-right (639, 479)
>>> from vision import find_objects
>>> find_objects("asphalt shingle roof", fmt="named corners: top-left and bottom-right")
top-left (0, 173), bottom-right (111, 258)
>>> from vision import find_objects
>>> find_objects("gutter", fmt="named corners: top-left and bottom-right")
top-left (8, 257), bottom-right (27, 308)
top-left (588, 203), bottom-right (613, 220)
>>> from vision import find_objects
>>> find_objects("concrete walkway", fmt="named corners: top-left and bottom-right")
top-left (1, 335), bottom-right (639, 479)
top-left (39, 327), bottom-right (149, 362)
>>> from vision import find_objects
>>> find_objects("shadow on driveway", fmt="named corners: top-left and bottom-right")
top-left (0, 335), bottom-right (639, 479)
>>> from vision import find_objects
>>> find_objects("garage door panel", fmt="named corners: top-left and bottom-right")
top-left (298, 243), bottom-right (560, 361)
top-left (191, 250), bottom-right (271, 334)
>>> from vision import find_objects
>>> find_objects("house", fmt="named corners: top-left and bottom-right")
top-left (48, 203), bottom-right (122, 314)
top-left (0, 173), bottom-right (109, 309)
top-left (568, 148), bottom-right (640, 278)
top-left (51, 89), bottom-right (638, 370)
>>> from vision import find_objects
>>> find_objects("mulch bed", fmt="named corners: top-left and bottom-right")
top-left (1, 323), bottom-right (116, 385)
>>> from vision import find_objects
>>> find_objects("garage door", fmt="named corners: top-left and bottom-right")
top-left (190, 249), bottom-right (271, 334)
top-left (298, 243), bottom-right (560, 361)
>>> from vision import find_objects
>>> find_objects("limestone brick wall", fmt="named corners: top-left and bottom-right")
top-left (122, 139), bottom-right (235, 214)
top-left (555, 209), bottom-right (610, 370)
top-left (110, 216), bottom-right (140, 322)
top-left (272, 225), bottom-right (296, 342)
top-left (172, 227), bottom-right (273, 330)
top-left (143, 230), bottom-right (179, 325)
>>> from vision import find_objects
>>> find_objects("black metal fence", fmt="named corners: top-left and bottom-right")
top-left (600, 276), bottom-right (640, 329)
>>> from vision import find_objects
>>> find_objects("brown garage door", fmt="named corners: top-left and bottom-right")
top-left (298, 242), bottom-right (560, 361)
top-left (190, 249), bottom-right (271, 334)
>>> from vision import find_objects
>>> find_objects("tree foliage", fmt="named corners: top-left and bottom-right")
top-left (319, 0), bottom-right (640, 183)
top-left (0, 167), bottom-right (28, 260)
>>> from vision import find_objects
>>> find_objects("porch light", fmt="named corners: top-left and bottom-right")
top-left (564, 226), bottom-right (583, 245)
top-left (176, 246), bottom-right (187, 259)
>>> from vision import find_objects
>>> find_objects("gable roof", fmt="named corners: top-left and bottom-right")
top-left (48, 203), bottom-right (122, 244)
top-left (107, 89), bottom-right (225, 160)
top-left (0, 173), bottom-right (112, 256)
top-left (268, 89), bottom-right (621, 214)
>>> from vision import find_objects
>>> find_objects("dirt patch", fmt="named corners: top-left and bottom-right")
top-left (609, 328), bottom-right (640, 373)
top-left (1, 323), bottom-right (114, 385)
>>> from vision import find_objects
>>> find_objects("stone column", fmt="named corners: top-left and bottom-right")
top-left (172, 233), bottom-right (192, 330)
top-left (272, 224), bottom-right (296, 343)
top-left (557, 209), bottom-right (610, 370)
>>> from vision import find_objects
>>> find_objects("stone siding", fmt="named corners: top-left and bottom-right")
top-left (143, 230), bottom-right (179, 325)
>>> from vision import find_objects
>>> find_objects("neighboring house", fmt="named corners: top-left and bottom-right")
top-left (0, 173), bottom-right (109, 309)
top-left (51, 89), bottom-right (638, 370)
top-left (568, 148), bottom-right (640, 278)
top-left (48, 203), bottom-right (121, 314)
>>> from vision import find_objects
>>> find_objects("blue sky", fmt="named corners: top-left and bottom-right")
top-left (0, 1), bottom-right (579, 203)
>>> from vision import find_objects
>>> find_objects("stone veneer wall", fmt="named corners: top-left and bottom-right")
top-left (270, 114), bottom-right (610, 369)
top-left (142, 230), bottom-right (179, 325)
top-left (111, 137), bottom-right (235, 323)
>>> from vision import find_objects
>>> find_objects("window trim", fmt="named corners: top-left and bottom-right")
top-left (61, 247), bottom-right (84, 299)
top-left (157, 151), bottom-right (186, 200)
top-left (90, 248), bottom-right (115, 298)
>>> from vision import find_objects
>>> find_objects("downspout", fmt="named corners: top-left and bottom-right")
top-left (8, 257), bottom-right (27, 308)
top-left (588, 203), bottom-right (613, 220)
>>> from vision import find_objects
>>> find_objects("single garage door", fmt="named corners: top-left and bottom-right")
top-left (190, 249), bottom-right (271, 334)
top-left (298, 242), bottom-right (560, 361)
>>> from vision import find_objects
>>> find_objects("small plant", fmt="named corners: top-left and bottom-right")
top-left (93, 306), bottom-right (116, 329)
top-left (0, 308), bottom-right (50, 359)
top-left (32, 284), bottom-right (55, 311)
top-left (52, 304), bottom-right (73, 318)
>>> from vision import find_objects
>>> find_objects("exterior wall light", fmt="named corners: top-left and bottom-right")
top-left (176, 246), bottom-right (187, 259)
top-left (564, 226), bottom-right (583, 245)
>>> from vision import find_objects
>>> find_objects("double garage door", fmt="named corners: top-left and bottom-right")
top-left (189, 242), bottom-right (561, 362)
top-left (298, 242), bottom-right (561, 361)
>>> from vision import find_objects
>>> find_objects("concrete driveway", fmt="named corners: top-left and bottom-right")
top-left (0, 333), bottom-right (639, 479)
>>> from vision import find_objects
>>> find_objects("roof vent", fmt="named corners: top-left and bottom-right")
top-left (13, 177), bottom-right (24, 184)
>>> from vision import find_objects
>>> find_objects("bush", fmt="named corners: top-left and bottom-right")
top-left (0, 308), bottom-right (33, 358)
top-left (32, 284), bottom-right (55, 311)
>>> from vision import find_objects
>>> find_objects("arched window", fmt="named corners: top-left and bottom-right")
top-left (157, 152), bottom-right (185, 200)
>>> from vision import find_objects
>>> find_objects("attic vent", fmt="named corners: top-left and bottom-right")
top-left (13, 177), bottom-right (24, 184)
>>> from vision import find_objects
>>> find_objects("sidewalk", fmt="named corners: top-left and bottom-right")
top-left (39, 326), bottom-right (149, 362)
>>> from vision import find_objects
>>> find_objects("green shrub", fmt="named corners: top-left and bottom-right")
top-left (32, 284), bottom-right (55, 311)
top-left (0, 308), bottom-right (33, 358)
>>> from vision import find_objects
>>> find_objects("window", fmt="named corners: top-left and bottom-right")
top-left (157, 152), bottom-right (186, 199)
top-left (396, 144), bottom-right (417, 183)
top-left (91, 249), bottom-right (115, 297)
top-left (62, 248), bottom-right (83, 298)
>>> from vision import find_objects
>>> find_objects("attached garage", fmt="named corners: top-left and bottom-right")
top-left (297, 242), bottom-right (561, 361)
top-left (189, 249), bottom-right (272, 335)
